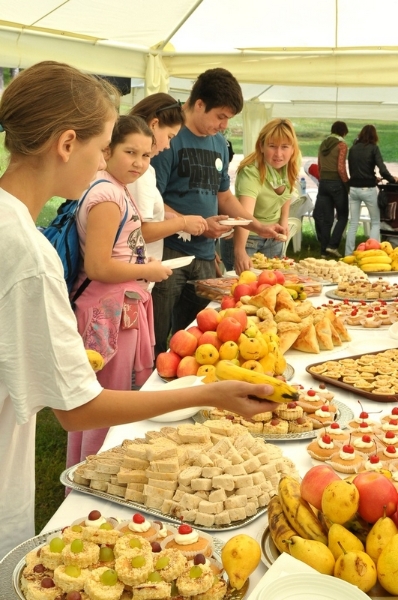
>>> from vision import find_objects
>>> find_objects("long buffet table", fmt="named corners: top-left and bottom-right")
top-left (42, 276), bottom-right (398, 596)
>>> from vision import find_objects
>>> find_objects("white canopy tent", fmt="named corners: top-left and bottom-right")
top-left (1, 0), bottom-right (398, 151)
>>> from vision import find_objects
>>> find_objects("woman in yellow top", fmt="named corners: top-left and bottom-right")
top-left (220, 118), bottom-right (300, 273)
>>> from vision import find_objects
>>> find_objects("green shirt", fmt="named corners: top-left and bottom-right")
top-left (235, 163), bottom-right (290, 235)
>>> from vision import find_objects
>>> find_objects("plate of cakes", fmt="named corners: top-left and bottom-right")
top-left (323, 298), bottom-right (398, 329)
top-left (7, 510), bottom-right (249, 600)
top-left (194, 383), bottom-right (354, 441)
top-left (306, 404), bottom-right (398, 477)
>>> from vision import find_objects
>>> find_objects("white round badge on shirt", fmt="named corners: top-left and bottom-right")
top-left (215, 158), bottom-right (223, 172)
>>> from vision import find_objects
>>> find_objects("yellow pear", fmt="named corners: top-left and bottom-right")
top-left (334, 543), bottom-right (377, 593)
top-left (366, 513), bottom-right (398, 565)
top-left (376, 533), bottom-right (398, 594)
top-left (273, 347), bottom-right (287, 375)
top-left (240, 360), bottom-right (264, 372)
top-left (321, 479), bottom-right (359, 524)
top-left (328, 523), bottom-right (364, 560)
top-left (196, 364), bottom-right (217, 383)
top-left (221, 534), bottom-right (261, 590)
top-left (218, 341), bottom-right (239, 361)
top-left (238, 270), bottom-right (258, 284)
top-left (195, 344), bottom-right (219, 365)
top-left (244, 323), bottom-right (259, 338)
top-left (286, 536), bottom-right (335, 575)
top-left (258, 352), bottom-right (276, 374)
top-left (239, 336), bottom-right (266, 360)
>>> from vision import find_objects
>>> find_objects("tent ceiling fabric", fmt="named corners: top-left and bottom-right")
top-left (1, 0), bottom-right (398, 118)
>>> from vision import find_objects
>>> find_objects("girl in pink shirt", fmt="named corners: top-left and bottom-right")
top-left (67, 115), bottom-right (172, 466)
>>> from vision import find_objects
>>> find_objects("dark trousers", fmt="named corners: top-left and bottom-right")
top-left (152, 247), bottom-right (216, 356)
top-left (313, 179), bottom-right (349, 253)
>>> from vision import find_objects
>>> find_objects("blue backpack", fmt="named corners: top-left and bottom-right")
top-left (42, 179), bottom-right (127, 303)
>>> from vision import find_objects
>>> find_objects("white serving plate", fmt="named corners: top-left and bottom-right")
top-left (148, 375), bottom-right (205, 422)
top-left (219, 219), bottom-right (252, 226)
top-left (162, 255), bottom-right (195, 269)
top-left (256, 572), bottom-right (369, 600)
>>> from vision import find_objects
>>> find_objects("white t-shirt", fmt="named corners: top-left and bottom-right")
top-left (0, 189), bottom-right (103, 560)
top-left (128, 165), bottom-right (165, 262)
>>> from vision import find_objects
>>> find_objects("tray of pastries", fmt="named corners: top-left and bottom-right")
top-left (188, 277), bottom-right (238, 302)
top-left (307, 349), bottom-right (398, 402)
top-left (60, 421), bottom-right (300, 532)
top-left (325, 277), bottom-right (398, 302)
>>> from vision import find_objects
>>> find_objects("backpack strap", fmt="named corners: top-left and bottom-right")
top-left (71, 184), bottom-right (129, 306)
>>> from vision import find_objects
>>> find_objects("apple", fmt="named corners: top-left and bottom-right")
top-left (233, 283), bottom-right (252, 301)
top-left (238, 270), bottom-right (258, 284)
top-left (220, 295), bottom-right (236, 310)
top-left (300, 464), bottom-right (340, 511)
top-left (216, 316), bottom-right (243, 343)
top-left (257, 283), bottom-right (271, 293)
top-left (176, 355), bottom-right (201, 378)
top-left (356, 242), bottom-right (366, 251)
top-left (223, 308), bottom-right (248, 331)
top-left (353, 471), bottom-right (398, 523)
top-left (196, 307), bottom-right (219, 332)
top-left (169, 330), bottom-right (198, 358)
top-left (186, 325), bottom-right (204, 342)
top-left (273, 269), bottom-right (286, 285)
top-left (364, 238), bottom-right (381, 250)
top-left (257, 270), bottom-right (277, 286)
top-left (198, 331), bottom-right (222, 350)
top-left (155, 351), bottom-right (181, 378)
top-left (248, 281), bottom-right (259, 295)
top-left (391, 508), bottom-right (398, 528)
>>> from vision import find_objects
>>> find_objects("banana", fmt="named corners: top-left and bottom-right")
top-left (267, 495), bottom-right (298, 553)
top-left (380, 241), bottom-right (393, 254)
top-left (353, 249), bottom-right (388, 259)
top-left (278, 476), bottom-right (328, 544)
top-left (283, 283), bottom-right (305, 293)
top-left (285, 288), bottom-right (298, 299)
top-left (214, 360), bottom-right (298, 402)
top-left (361, 263), bottom-right (392, 272)
top-left (340, 255), bottom-right (356, 264)
top-left (359, 255), bottom-right (391, 265)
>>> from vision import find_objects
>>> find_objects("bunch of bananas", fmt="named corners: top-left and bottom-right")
top-left (342, 243), bottom-right (398, 271)
top-left (268, 476), bottom-right (328, 554)
top-left (283, 282), bottom-right (307, 301)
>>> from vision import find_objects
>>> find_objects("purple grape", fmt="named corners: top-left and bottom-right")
top-left (33, 564), bottom-right (45, 573)
top-left (193, 554), bottom-right (206, 565)
top-left (151, 541), bottom-right (162, 553)
top-left (41, 577), bottom-right (55, 588)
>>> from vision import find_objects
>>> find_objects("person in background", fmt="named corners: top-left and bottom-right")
top-left (151, 68), bottom-right (284, 355)
top-left (128, 93), bottom-right (208, 289)
top-left (313, 121), bottom-right (349, 258)
top-left (0, 61), bottom-right (278, 560)
top-left (66, 115), bottom-right (173, 468)
top-left (220, 118), bottom-right (300, 272)
top-left (345, 124), bottom-right (398, 256)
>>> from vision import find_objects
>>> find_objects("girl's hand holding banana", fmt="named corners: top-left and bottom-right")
top-left (199, 379), bottom-right (280, 419)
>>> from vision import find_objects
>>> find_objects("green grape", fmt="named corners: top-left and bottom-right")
top-left (99, 546), bottom-right (115, 562)
top-left (99, 522), bottom-right (113, 530)
top-left (100, 569), bottom-right (118, 586)
top-left (71, 525), bottom-right (83, 533)
top-left (64, 565), bottom-right (81, 578)
top-left (155, 556), bottom-right (170, 570)
top-left (148, 571), bottom-right (162, 582)
top-left (131, 555), bottom-right (146, 568)
top-left (129, 538), bottom-right (142, 549)
top-left (189, 565), bottom-right (203, 579)
top-left (49, 537), bottom-right (65, 553)
top-left (70, 539), bottom-right (84, 554)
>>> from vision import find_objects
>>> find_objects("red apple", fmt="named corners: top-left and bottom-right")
top-left (300, 465), bottom-right (340, 511)
top-left (248, 281), bottom-right (259, 295)
top-left (216, 316), bottom-right (243, 343)
top-left (198, 330), bottom-right (222, 350)
top-left (274, 270), bottom-right (286, 285)
top-left (186, 325), bottom-right (204, 342)
top-left (356, 242), bottom-right (366, 251)
top-left (391, 508), bottom-right (398, 528)
top-left (176, 355), bottom-right (201, 378)
top-left (220, 296), bottom-right (236, 310)
top-left (258, 270), bottom-right (278, 286)
top-left (233, 283), bottom-right (252, 301)
top-left (353, 472), bottom-right (398, 523)
top-left (196, 307), bottom-right (219, 332)
top-left (364, 238), bottom-right (381, 250)
top-left (169, 330), bottom-right (198, 358)
top-left (257, 283), bottom-right (271, 293)
top-left (155, 351), bottom-right (181, 378)
top-left (224, 308), bottom-right (248, 331)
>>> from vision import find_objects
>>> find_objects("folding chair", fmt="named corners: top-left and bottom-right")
top-left (282, 217), bottom-right (302, 255)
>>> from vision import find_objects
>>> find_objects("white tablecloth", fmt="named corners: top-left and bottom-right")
top-left (42, 277), bottom-right (398, 595)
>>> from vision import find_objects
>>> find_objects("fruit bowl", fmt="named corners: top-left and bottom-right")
top-left (148, 376), bottom-right (206, 422)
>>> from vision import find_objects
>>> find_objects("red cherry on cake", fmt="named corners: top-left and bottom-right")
top-left (178, 524), bottom-right (193, 534)
top-left (362, 435), bottom-right (371, 443)
top-left (287, 402), bottom-right (297, 408)
top-left (392, 407), bottom-right (398, 415)
top-left (88, 510), bottom-right (101, 521)
top-left (357, 400), bottom-right (368, 420)
top-left (359, 421), bottom-right (369, 429)
top-left (389, 419), bottom-right (398, 426)
top-left (369, 454), bottom-right (380, 464)
top-left (330, 422), bottom-right (340, 430)
top-left (386, 445), bottom-right (397, 454)
top-left (133, 513), bottom-right (145, 524)
top-left (320, 405), bottom-right (329, 412)
top-left (385, 431), bottom-right (396, 439)
top-left (342, 444), bottom-right (354, 454)
top-left (307, 389), bottom-right (316, 397)
top-left (322, 434), bottom-right (332, 444)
